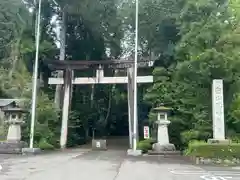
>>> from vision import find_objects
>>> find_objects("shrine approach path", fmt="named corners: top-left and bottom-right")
top-left (1, 148), bottom-right (240, 180)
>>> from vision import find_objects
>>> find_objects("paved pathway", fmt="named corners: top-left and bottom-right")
top-left (0, 149), bottom-right (240, 180)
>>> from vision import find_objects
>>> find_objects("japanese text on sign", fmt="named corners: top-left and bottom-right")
top-left (143, 126), bottom-right (150, 139)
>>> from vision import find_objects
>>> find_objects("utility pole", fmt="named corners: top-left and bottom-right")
top-left (133, 0), bottom-right (139, 151)
top-left (29, 0), bottom-right (42, 149)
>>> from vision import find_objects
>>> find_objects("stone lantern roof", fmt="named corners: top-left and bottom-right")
top-left (0, 99), bottom-right (25, 108)
top-left (1, 107), bottom-right (28, 113)
top-left (153, 104), bottom-right (171, 113)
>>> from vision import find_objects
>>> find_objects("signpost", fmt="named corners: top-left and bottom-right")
top-left (96, 141), bottom-right (100, 148)
top-left (143, 126), bottom-right (150, 139)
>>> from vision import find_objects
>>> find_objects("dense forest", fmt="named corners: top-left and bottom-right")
top-left (1, 0), bottom-right (240, 149)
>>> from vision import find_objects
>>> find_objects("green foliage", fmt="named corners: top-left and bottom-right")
top-left (0, 0), bottom-right (61, 149)
top-left (38, 138), bottom-right (55, 150)
top-left (185, 141), bottom-right (240, 159)
top-left (137, 142), bottom-right (151, 153)
top-left (231, 136), bottom-right (240, 143)
top-left (137, 139), bottom-right (156, 153)
top-left (227, 133), bottom-right (240, 143)
top-left (0, 0), bottom-right (31, 57)
top-left (4, 0), bottom-right (240, 150)
top-left (184, 140), bottom-right (207, 155)
top-left (145, 0), bottom-right (240, 150)
top-left (66, 111), bottom-right (88, 147)
top-left (181, 130), bottom-right (200, 145)
top-left (142, 138), bottom-right (157, 145)
top-left (22, 92), bottom-right (60, 148)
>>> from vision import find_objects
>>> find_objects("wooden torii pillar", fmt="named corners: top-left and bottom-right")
top-left (46, 60), bottom-right (154, 149)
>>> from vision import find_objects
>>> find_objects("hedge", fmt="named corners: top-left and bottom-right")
top-left (137, 138), bottom-right (157, 153)
top-left (186, 140), bottom-right (240, 159)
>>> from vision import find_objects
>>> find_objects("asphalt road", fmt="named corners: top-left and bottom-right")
top-left (0, 149), bottom-right (240, 180)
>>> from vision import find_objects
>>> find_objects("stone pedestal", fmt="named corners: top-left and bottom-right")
top-left (7, 120), bottom-right (22, 141)
top-left (152, 143), bottom-right (176, 152)
top-left (152, 120), bottom-right (176, 154)
top-left (0, 120), bottom-right (26, 154)
top-left (156, 120), bottom-right (170, 145)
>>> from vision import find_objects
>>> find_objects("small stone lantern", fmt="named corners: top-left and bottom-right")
top-left (3, 107), bottom-right (27, 142)
top-left (0, 107), bottom-right (27, 154)
top-left (152, 105), bottom-right (176, 153)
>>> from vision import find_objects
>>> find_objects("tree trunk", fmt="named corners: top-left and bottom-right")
top-left (54, 9), bottom-right (66, 109)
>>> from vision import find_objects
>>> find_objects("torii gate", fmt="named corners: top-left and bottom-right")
top-left (45, 58), bottom-right (154, 149)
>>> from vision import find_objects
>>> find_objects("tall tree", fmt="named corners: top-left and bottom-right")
top-left (145, 0), bottom-right (240, 147)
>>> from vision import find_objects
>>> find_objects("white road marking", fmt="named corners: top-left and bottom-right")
top-left (200, 175), bottom-right (232, 180)
top-left (170, 170), bottom-right (207, 175)
top-left (170, 170), bottom-right (237, 180)
top-left (0, 164), bottom-right (2, 171)
top-left (170, 170), bottom-right (240, 176)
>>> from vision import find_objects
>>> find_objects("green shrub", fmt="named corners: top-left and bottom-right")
top-left (142, 138), bottom-right (157, 145)
top-left (230, 135), bottom-right (240, 143)
top-left (181, 130), bottom-right (200, 144)
top-left (38, 138), bottom-right (55, 150)
top-left (185, 140), bottom-right (240, 159)
top-left (184, 140), bottom-right (206, 155)
top-left (137, 138), bottom-right (156, 153)
top-left (22, 92), bottom-right (60, 149)
top-left (137, 142), bottom-right (151, 153)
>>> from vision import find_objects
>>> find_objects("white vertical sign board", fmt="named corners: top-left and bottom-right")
top-left (143, 126), bottom-right (150, 139)
top-left (212, 79), bottom-right (225, 140)
top-left (96, 141), bottom-right (100, 148)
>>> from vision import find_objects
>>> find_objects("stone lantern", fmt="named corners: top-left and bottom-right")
top-left (0, 107), bottom-right (27, 154)
top-left (152, 105), bottom-right (176, 153)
